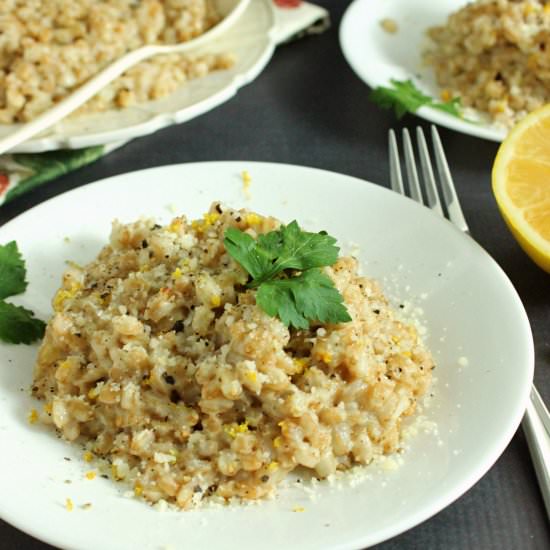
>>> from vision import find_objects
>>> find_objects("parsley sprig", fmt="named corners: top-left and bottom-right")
top-left (370, 79), bottom-right (463, 119)
top-left (0, 241), bottom-right (45, 344)
top-left (224, 222), bottom-right (352, 329)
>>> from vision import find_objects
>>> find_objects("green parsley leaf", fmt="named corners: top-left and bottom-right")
top-left (0, 240), bottom-right (46, 345)
top-left (223, 228), bottom-right (273, 280)
top-left (0, 241), bottom-right (28, 299)
top-left (257, 269), bottom-right (352, 330)
top-left (369, 79), bottom-right (463, 119)
top-left (256, 221), bottom-right (339, 282)
top-left (431, 96), bottom-right (462, 117)
top-left (224, 221), bottom-right (352, 329)
top-left (224, 222), bottom-right (340, 287)
top-left (0, 301), bottom-right (46, 344)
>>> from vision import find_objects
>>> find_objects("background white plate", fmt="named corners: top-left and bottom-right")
top-left (0, 0), bottom-right (276, 153)
top-left (0, 162), bottom-right (533, 549)
top-left (339, 0), bottom-right (508, 142)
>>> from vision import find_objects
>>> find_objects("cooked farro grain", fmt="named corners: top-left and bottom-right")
top-left (0, 1), bottom-right (235, 123)
top-left (380, 18), bottom-right (399, 34)
top-left (32, 204), bottom-right (433, 509)
top-left (425, 0), bottom-right (550, 128)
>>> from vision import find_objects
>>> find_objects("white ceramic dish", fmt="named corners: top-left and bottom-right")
top-left (339, 0), bottom-right (508, 142)
top-left (0, 162), bottom-right (533, 549)
top-left (0, 0), bottom-right (275, 153)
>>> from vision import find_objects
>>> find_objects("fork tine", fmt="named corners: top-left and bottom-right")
top-left (416, 127), bottom-right (444, 217)
top-left (402, 129), bottom-right (423, 204)
top-left (389, 130), bottom-right (405, 194)
top-left (431, 126), bottom-right (470, 234)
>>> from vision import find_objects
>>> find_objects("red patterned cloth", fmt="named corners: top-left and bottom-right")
top-left (274, 0), bottom-right (302, 7)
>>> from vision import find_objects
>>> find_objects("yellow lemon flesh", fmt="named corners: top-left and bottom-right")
top-left (492, 103), bottom-right (550, 273)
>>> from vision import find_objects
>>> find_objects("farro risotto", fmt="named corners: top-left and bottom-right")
top-left (32, 204), bottom-right (434, 509)
top-left (0, 1), bottom-right (235, 123)
top-left (425, 0), bottom-right (550, 128)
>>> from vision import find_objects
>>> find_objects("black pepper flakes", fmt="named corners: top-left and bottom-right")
top-left (260, 475), bottom-right (269, 483)
top-left (142, 239), bottom-right (149, 248)
top-left (162, 373), bottom-right (176, 385)
top-left (172, 320), bottom-right (184, 333)
top-left (169, 389), bottom-right (180, 404)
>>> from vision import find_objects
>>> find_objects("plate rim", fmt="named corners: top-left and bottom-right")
top-left (0, 161), bottom-right (535, 549)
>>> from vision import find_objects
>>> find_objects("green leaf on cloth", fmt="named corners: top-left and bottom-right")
top-left (4, 146), bottom-right (105, 204)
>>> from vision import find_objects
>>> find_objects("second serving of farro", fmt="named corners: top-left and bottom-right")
top-left (32, 202), bottom-right (434, 509)
top-left (425, 0), bottom-right (550, 128)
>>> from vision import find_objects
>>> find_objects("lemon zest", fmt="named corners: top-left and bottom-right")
top-left (28, 409), bottom-right (38, 424)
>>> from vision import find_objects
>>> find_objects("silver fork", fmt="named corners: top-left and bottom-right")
top-left (389, 125), bottom-right (550, 521)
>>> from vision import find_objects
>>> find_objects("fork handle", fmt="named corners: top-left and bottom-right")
top-left (522, 387), bottom-right (550, 521)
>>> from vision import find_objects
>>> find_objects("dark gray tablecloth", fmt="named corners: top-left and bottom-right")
top-left (1, 1), bottom-right (549, 548)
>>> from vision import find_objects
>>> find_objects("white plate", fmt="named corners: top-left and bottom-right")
top-left (0, 0), bottom-right (275, 153)
top-left (0, 162), bottom-right (533, 549)
top-left (339, 0), bottom-right (508, 142)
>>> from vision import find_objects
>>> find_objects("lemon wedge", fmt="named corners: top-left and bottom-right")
top-left (492, 104), bottom-right (550, 273)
